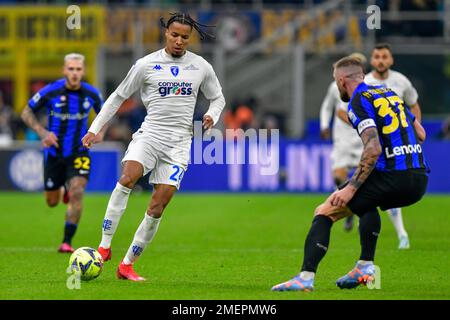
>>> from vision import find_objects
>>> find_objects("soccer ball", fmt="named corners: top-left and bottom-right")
top-left (68, 247), bottom-right (103, 281)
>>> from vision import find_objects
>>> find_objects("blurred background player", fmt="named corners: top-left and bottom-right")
top-left (363, 43), bottom-right (423, 249)
top-left (272, 56), bottom-right (429, 292)
top-left (319, 52), bottom-right (366, 232)
top-left (82, 13), bottom-right (225, 281)
top-left (21, 53), bottom-right (104, 253)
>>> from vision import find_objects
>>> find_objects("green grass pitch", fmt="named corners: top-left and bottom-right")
top-left (0, 192), bottom-right (449, 300)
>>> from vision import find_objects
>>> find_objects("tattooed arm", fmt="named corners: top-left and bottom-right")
top-left (348, 127), bottom-right (382, 190)
top-left (21, 106), bottom-right (59, 148)
top-left (328, 127), bottom-right (381, 207)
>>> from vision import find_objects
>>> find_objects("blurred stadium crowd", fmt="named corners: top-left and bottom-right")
top-left (0, 0), bottom-right (449, 147)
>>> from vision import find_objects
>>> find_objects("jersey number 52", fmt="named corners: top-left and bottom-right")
top-left (74, 157), bottom-right (91, 170)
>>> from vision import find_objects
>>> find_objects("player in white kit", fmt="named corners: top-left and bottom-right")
top-left (336, 44), bottom-right (422, 249)
top-left (363, 43), bottom-right (422, 249)
top-left (82, 13), bottom-right (225, 281)
top-left (320, 53), bottom-right (365, 232)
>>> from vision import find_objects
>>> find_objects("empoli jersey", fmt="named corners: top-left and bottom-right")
top-left (28, 79), bottom-right (103, 158)
top-left (347, 82), bottom-right (429, 172)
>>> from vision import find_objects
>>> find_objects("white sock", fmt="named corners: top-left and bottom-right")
top-left (387, 208), bottom-right (408, 238)
top-left (123, 213), bottom-right (161, 265)
top-left (357, 260), bottom-right (374, 266)
top-left (99, 183), bottom-right (132, 248)
top-left (299, 271), bottom-right (315, 281)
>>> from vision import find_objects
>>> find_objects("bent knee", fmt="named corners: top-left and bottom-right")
top-left (147, 203), bottom-right (164, 218)
top-left (70, 185), bottom-right (85, 197)
top-left (314, 203), bottom-right (327, 216)
top-left (46, 198), bottom-right (59, 207)
top-left (314, 203), bottom-right (352, 222)
top-left (119, 174), bottom-right (136, 189)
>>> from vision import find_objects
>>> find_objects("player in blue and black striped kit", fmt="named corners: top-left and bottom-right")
top-left (272, 56), bottom-right (429, 292)
top-left (21, 53), bottom-right (104, 253)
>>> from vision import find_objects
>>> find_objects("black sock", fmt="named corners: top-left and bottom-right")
top-left (301, 215), bottom-right (333, 273)
top-left (359, 208), bottom-right (381, 261)
top-left (63, 221), bottom-right (78, 245)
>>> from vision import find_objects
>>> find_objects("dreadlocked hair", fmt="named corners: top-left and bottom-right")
top-left (160, 12), bottom-right (215, 41)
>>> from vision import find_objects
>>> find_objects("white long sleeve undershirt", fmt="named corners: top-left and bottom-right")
top-left (88, 92), bottom-right (125, 135)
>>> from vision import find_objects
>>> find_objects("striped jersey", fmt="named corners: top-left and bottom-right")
top-left (28, 79), bottom-right (103, 158)
top-left (347, 82), bottom-right (428, 172)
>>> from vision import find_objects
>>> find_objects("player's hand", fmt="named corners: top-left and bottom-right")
top-left (327, 185), bottom-right (356, 208)
top-left (92, 131), bottom-right (105, 145)
top-left (320, 128), bottom-right (331, 140)
top-left (203, 115), bottom-right (214, 130)
top-left (81, 132), bottom-right (97, 149)
top-left (42, 131), bottom-right (59, 148)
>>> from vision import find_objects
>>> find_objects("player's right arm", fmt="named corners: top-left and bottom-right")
top-left (21, 106), bottom-right (59, 148)
top-left (328, 93), bottom-right (382, 207)
top-left (21, 88), bottom-right (60, 148)
top-left (336, 108), bottom-right (351, 125)
top-left (83, 58), bottom-right (146, 148)
top-left (319, 83), bottom-right (338, 140)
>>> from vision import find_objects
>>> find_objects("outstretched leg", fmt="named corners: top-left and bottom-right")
top-left (117, 184), bottom-right (177, 281)
top-left (98, 160), bottom-right (143, 261)
top-left (272, 201), bottom-right (352, 291)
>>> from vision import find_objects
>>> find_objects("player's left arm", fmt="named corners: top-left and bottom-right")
top-left (414, 118), bottom-right (426, 143)
top-left (409, 102), bottom-right (422, 123)
top-left (404, 100), bottom-right (426, 143)
top-left (201, 62), bottom-right (226, 130)
top-left (91, 90), bottom-right (108, 144)
top-left (203, 95), bottom-right (225, 130)
top-left (404, 77), bottom-right (421, 123)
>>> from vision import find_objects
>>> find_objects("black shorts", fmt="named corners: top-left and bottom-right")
top-left (344, 169), bottom-right (428, 216)
top-left (43, 152), bottom-right (91, 191)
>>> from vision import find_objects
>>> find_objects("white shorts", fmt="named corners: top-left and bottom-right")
top-left (330, 143), bottom-right (363, 170)
top-left (122, 132), bottom-right (190, 189)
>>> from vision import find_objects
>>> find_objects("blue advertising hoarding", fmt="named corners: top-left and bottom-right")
top-left (1, 139), bottom-right (448, 193)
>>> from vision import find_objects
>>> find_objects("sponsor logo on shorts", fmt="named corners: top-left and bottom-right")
top-left (385, 144), bottom-right (423, 158)
top-left (83, 98), bottom-right (91, 109)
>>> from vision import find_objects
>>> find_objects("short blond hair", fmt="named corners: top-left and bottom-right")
top-left (64, 53), bottom-right (85, 64)
top-left (348, 52), bottom-right (367, 65)
top-left (334, 56), bottom-right (364, 70)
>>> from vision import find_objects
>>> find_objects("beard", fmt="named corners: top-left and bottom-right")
top-left (65, 76), bottom-right (80, 88)
top-left (376, 65), bottom-right (388, 75)
top-left (339, 89), bottom-right (350, 102)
